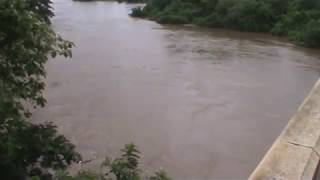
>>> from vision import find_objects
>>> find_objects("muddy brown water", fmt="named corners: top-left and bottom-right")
top-left (33, 0), bottom-right (320, 179)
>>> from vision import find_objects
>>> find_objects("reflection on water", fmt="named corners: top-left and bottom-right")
top-left (33, 0), bottom-right (320, 179)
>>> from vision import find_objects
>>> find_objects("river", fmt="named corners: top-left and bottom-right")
top-left (33, 0), bottom-right (320, 179)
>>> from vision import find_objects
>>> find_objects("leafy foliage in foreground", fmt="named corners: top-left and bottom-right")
top-left (0, 0), bottom-right (79, 179)
top-left (131, 0), bottom-right (320, 47)
top-left (0, 121), bottom-right (81, 179)
top-left (56, 144), bottom-right (171, 180)
top-left (103, 144), bottom-right (141, 180)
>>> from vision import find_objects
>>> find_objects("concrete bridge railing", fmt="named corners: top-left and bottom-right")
top-left (250, 79), bottom-right (320, 180)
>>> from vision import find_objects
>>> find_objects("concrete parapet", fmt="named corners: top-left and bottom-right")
top-left (250, 79), bottom-right (320, 180)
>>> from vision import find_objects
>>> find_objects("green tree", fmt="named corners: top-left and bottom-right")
top-left (26, 0), bottom-right (55, 23)
top-left (0, 0), bottom-right (80, 179)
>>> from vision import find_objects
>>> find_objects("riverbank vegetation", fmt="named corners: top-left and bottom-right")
top-left (117, 0), bottom-right (145, 3)
top-left (131, 0), bottom-right (320, 47)
top-left (0, 0), bottom-right (169, 179)
top-left (73, 0), bottom-right (145, 3)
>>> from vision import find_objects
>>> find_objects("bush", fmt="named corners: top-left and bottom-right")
top-left (131, 7), bottom-right (147, 17)
top-left (271, 10), bottom-right (310, 35)
top-left (150, 0), bottom-right (172, 11)
top-left (224, 0), bottom-right (275, 32)
top-left (193, 12), bottom-right (221, 27)
top-left (0, 122), bottom-right (81, 179)
top-left (103, 144), bottom-right (171, 180)
top-left (290, 19), bottom-right (320, 47)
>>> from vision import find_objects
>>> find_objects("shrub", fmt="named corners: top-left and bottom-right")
top-left (224, 0), bottom-right (275, 32)
top-left (193, 12), bottom-right (221, 27)
top-left (272, 10), bottom-right (309, 35)
top-left (131, 7), bottom-right (148, 17)
top-left (290, 19), bottom-right (320, 47)
top-left (150, 0), bottom-right (172, 11)
top-left (103, 144), bottom-right (171, 180)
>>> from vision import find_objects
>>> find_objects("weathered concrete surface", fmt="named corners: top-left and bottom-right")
top-left (250, 79), bottom-right (320, 180)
